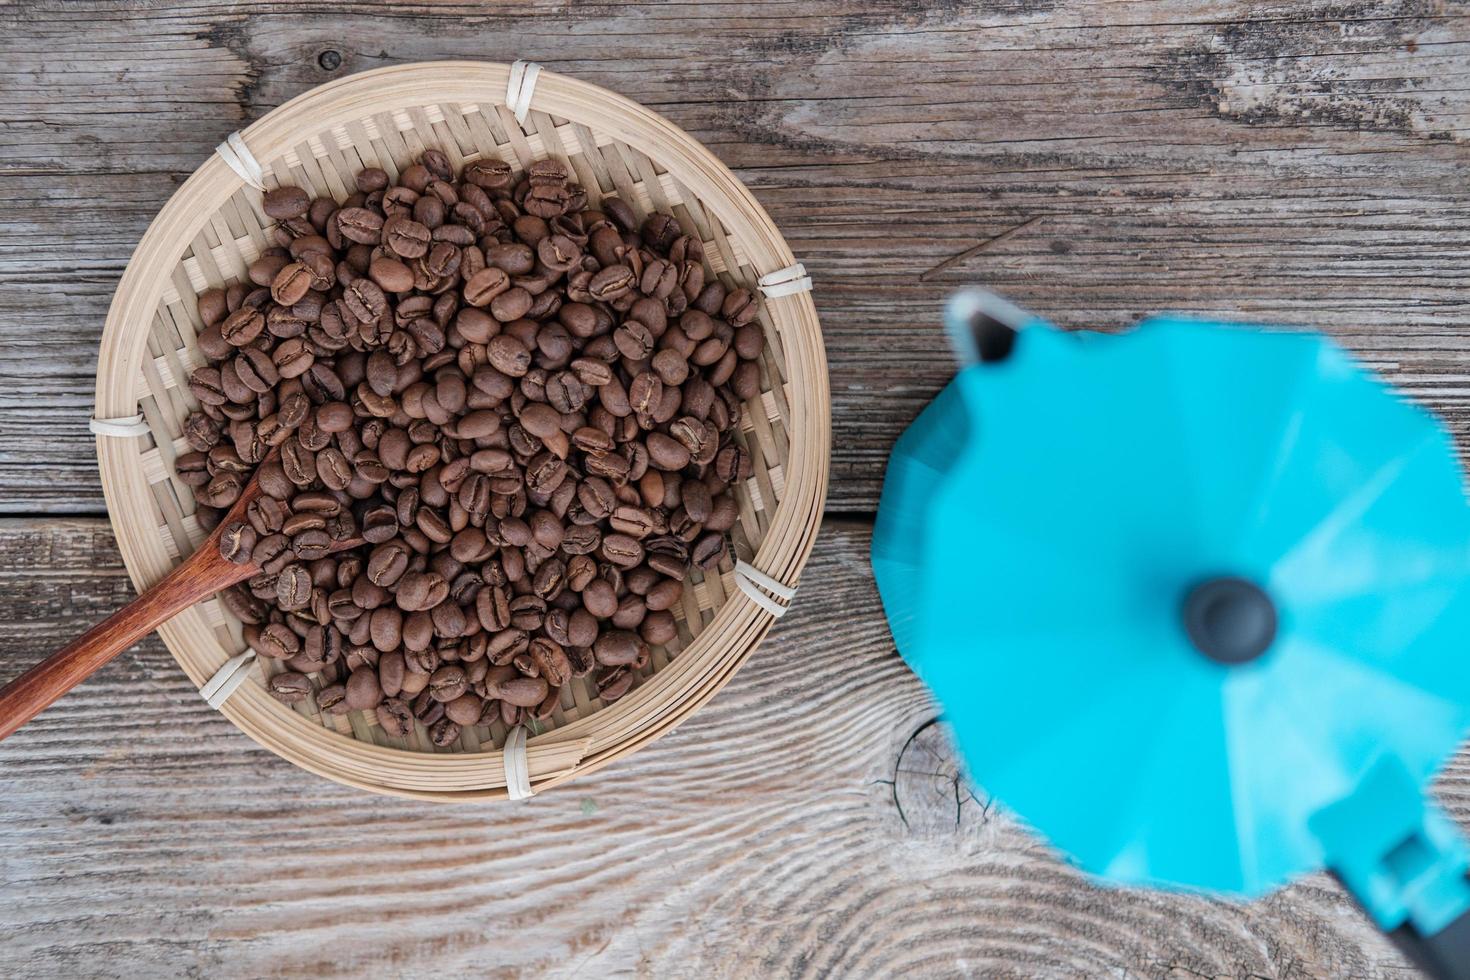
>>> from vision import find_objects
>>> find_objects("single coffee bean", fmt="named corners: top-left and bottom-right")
top-left (640, 610), bottom-right (677, 646)
top-left (270, 262), bottom-right (313, 306)
top-left (337, 207), bottom-right (384, 244)
top-left (596, 666), bottom-right (635, 702)
top-left (529, 636), bottom-right (572, 687)
top-left (464, 267), bottom-right (511, 307)
top-left (256, 622), bottom-right (302, 660)
top-left (395, 571), bottom-right (448, 612)
top-left (378, 651), bottom-right (406, 698)
top-left (292, 528), bottom-right (332, 561)
top-left (594, 630), bottom-right (646, 667)
top-left (492, 675), bottom-right (549, 708)
top-left (345, 666), bottom-right (383, 710)
top-left (582, 578), bottom-right (618, 619)
top-left (442, 693), bottom-right (483, 726)
top-left (693, 532), bottom-right (727, 569)
top-left (601, 533), bottom-right (644, 568)
top-left (219, 521), bottom-right (257, 564)
top-left (276, 563), bottom-right (312, 610)
top-left (266, 671), bottom-right (314, 704)
top-left (367, 540), bottom-right (409, 587)
top-left (428, 717), bottom-right (461, 747)
top-left (646, 432), bottom-right (691, 470)
top-left (263, 186), bottom-right (311, 220)
top-left (429, 664), bottom-right (468, 702)
top-left (316, 682), bottom-right (349, 715)
top-left (384, 215), bottom-right (432, 259)
top-left (645, 578), bottom-right (683, 612)
top-left (377, 697), bottom-right (414, 736)
top-left (201, 472), bottom-right (244, 508)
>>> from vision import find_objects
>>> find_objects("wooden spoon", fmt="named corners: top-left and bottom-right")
top-left (0, 452), bottom-right (355, 741)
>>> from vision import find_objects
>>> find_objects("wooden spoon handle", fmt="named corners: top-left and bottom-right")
top-left (0, 546), bottom-right (244, 742)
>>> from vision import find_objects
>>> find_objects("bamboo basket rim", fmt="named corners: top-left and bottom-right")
top-left (95, 61), bottom-right (830, 801)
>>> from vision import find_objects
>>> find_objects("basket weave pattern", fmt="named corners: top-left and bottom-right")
top-left (96, 63), bottom-right (828, 800)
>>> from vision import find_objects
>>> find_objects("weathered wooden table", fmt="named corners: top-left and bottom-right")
top-left (3, 2), bottom-right (1468, 976)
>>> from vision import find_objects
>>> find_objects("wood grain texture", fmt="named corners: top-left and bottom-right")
top-left (0, 517), bottom-right (1458, 978)
top-left (3, 1), bottom-right (1469, 974)
top-left (2, 0), bottom-right (1469, 512)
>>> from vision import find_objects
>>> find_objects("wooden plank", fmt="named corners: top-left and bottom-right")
top-left (0, 516), bottom-right (1452, 977)
top-left (2, 1), bottom-right (1469, 513)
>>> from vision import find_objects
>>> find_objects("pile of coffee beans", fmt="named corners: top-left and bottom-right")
top-left (179, 150), bottom-right (762, 745)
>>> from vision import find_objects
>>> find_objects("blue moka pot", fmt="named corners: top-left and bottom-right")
top-left (871, 290), bottom-right (1470, 978)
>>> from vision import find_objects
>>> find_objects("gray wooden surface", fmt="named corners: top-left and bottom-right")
top-left (2, 0), bottom-right (1469, 976)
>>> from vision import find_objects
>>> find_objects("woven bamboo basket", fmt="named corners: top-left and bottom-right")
top-left (93, 61), bottom-right (829, 801)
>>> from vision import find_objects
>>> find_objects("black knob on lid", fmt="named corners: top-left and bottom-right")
top-left (1183, 577), bottom-right (1277, 665)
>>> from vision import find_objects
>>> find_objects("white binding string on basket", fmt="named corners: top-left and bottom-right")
top-left (215, 131), bottom-right (267, 191)
top-left (734, 559), bottom-right (797, 618)
top-left (757, 263), bottom-right (812, 299)
top-left (201, 648), bottom-right (258, 710)
top-left (506, 60), bottom-right (543, 126)
top-left (89, 413), bottom-right (151, 438)
top-left (503, 725), bottom-right (534, 800)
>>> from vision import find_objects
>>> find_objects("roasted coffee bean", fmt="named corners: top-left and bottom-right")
top-left (263, 186), bottom-right (311, 220)
top-left (345, 667), bottom-right (383, 710)
top-left (465, 157), bottom-right (513, 188)
top-left (271, 262), bottom-right (313, 306)
top-left (486, 628), bottom-right (529, 664)
top-left (343, 277), bottom-right (388, 322)
top-left (491, 675), bottom-right (549, 708)
top-left (219, 521), bottom-right (257, 564)
top-left (589, 264), bottom-right (635, 301)
top-left (221, 585), bottom-right (268, 625)
top-left (645, 578), bottom-right (683, 612)
top-left (560, 524), bottom-right (601, 556)
top-left (532, 558), bottom-right (566, 599)
top-left (464, 267), bottom-right (511, 307)
top-left (582, 578), bottom-right (618, 619)
top-left (292, 528), bottom-right (332, 560)
top-left (202, 472), bottom-right (244, 508)
top-left (593, 628), bottom-right (646, 667)
top-left (337, 207), bottom-right (384, 244)
top-left (529, 636), bottom-right (572, 687)
top-left (428, 717), bottom-right (461, 746)
top-left (706, 493), bottom-right (740, 532)
top-left (442, 692), bottom-right (482, 725)
top-left (612, 594), bottom-right (647, 630)
top-left (693, 532), bottom-right (727, 569)
top-left (377, 697), bottom-right (414, 736)
top-left (646, 432), bottom-right (691, 470)
top-left (276, 563), bottom-right (313, 610)
top-left (508, 594), bottom-right (547, 631)
top-left (641, 610), bottom-right (677, 646)
top-left (384, 215), bottom-right (432, 259)
top-left (596, 666), bottom-right (634, 702)
top-left (316, 447), bottom-right (352, 491)
top-left (367, 540), bottom-right (410, 587)
top-left (378, 651), bottom-right (406, 698)
top-left (487, 335), bottom-right (531, 376)
top-left (316, 682), bottom-right (349, 715)
top-left (266, 671), bottom-right (314, 704)
top-left (601, 533), bottom-right (644, 568)
top-left (395, 571), bottom-right (449, 611)
top-left (429, 664), bottom-right (468, 702)
top-left (257, 621), bottom-right (302, 659)
top-left (361, 504), bottom-right (399, 543)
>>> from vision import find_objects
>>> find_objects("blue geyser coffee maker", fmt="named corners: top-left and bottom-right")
top-left (872, 290), bottom-right (1470, 978)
